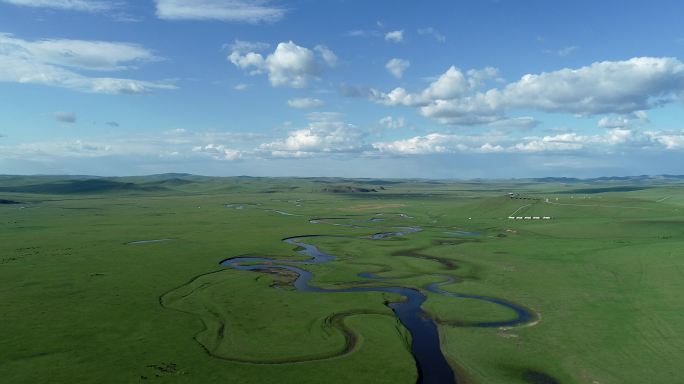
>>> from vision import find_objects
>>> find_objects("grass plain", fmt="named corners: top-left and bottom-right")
top-left (1, 174), bottom-right (683, 383)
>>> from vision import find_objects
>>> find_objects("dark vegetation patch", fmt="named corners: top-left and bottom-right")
top-left (261, 186), bottom-right (301, 193)
top-left (322, 185), bottom-right (379, 193)
top-left (144, 362), bottom-right (186, 379)
top-left (254, 268), bottom-right (299, 288)
top-left (624, 219), bottom-right (684, 225)
top-left (344, 193), bottom-right (452, 200)
top-left (393, 248), bottom-right (460, 271)
top-left (432, 239), bottom-right (481, 246)
top-left (522, 370), bottom-right (561, 384)
top-left (0, 199), bottom-right (22, 204)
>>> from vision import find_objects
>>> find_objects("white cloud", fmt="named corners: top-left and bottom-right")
top-left (259, 116), bottom-right (367, 157)
top-left (0, 139), bottom-right (114, 159)
top-left (480, 143), bottom-right (505, 153)
top-left (228, 39), bottom-right (270, 53)
top-left (597, 116), bottom-right (630, 129)
top-left (418, 93), bottom-right (503, 125)
top-left (264, 42), bottom-right (319, 87)
top-left (233, 83), bottom-right (249, 91)
top-left (0, 0), bottom-right (116, 12)
top-left (0, 35), bottom-right (160, 71)
top-left (370, 127), bottom-right (660, 156)
top-left (0, 129), bottom-right (257, 162)
top-left (155, 0), bottom-right (285, 23)
top-left (287, 97), bottom-right (324, 109)
top-left (512, 133), bottom-right (585, 153)
top-left (54, 111), bottom-right (76, 123)
top-left (386, 58), bottom-right (410, 78)
top-left (228, 51), bottom-right (265, 71)
top-left (229, 41), bottom-right (337, 88)
top-left (0, 34), bottom-right (174, 94)
top-left (501, 57), bottom-right (684, 115)
top-left (314, 45), bottom-right (338, 67)
top-left (645, 130), bottom-right (684, 149)
top-left (371, 57), bottom-right (684, 125)
top-left (371, 66), bottom-right (499, 109)
top-left (378, 116), bottom-right (406, 129)
top-left (385, 30), bottom-right (404, 43)
top-left (373, 133), bottom-right (468, 155)
top-left (466, 67), bottom-right (502, 89)
top-left (417, 27), bottom-right (445, 42)
top-left (597, 111), bottom-right (649, 129)
top-left (347, 29), bottom-right (382, 38)
top-left (192, 144), bottom-right (243, 160)
top-left (603, 128), bottom-right (634, 145)
top-left (424, 66), bottom-right (474, 99)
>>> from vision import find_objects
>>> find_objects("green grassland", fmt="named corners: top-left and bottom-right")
top-left (1, 175), bottom-right (683, 383)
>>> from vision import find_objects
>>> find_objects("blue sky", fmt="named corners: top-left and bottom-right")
top-left (1, 0), bottom-right (684, 178)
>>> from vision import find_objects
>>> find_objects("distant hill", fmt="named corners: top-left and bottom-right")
top-left (0, 179), bottom-right (167, 194)
top-left (532, 175), bottom-right (684, 183)
top-left (557, 186), bottom-right (649, 194)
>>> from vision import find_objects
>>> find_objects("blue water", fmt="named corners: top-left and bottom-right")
top-left (220, 225), bottom-right (535, 383)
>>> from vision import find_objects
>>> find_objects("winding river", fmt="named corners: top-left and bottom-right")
top-left (219, 218), bottom-right (536, 384)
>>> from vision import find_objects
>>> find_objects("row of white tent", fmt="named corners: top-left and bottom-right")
top-left (508, 216), bottom-right (552, 220)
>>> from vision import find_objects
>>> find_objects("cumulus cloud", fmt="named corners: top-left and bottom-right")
top-left (597, 111), bottom-right (649, 129)
top-left (417, 27), bottom-right (445, 42)
top-left (233, 83), bottom-right (249, 91)
top-left (501, 57), bottom-right (684, 115)
top-left (373, 133), bottom-right (469, 155)
top-left (645, 130), bottom-right (684, 149)
top-left (385, 30), bottom-right (404, 43)
top-left (228, 41), bottom-right (337, 88)
top-left (371, 66), bottom-right (499, 108)
top-left (386, 58), bottom-right (410, 78)
top-left (0, 0), bottom-right (116, 12)
top-left (54, 111), bottom-right (76, 123)
top-left (371, 57), bottom-right (684, 125)
top-left (378, 116), bottom-right (406, 129)
top-left (287, 97), bottom-right (324, 109)
top-left (259, 114), bottom-right (367, 157)
top-left (511, 133), bottom-right (586, 153)
top-left (0, 34), bottom-right (174, 94)
top-left (155, 0), bottom-right (286, 23)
